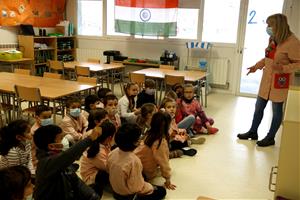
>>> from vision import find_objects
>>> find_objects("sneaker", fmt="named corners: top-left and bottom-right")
top-left (257, 137), bottom-right (275, 147)
top-left (181, 147), bottom-right (197, 156)
top-left (237, 131), bottom-right (258, 140)
top-left (169, 150), bottom-right (184, 159)
top-left (191, 136), bottom-right (206, 144)
top-left (208, 127), bottom-right (219, 134)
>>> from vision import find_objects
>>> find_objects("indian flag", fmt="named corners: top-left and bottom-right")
top-left (115, 0), bottom-right (178, 36)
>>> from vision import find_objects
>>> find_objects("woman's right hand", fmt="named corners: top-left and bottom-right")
top-left (164, 179), bottom-right (176, 190)
top-left (246, 66), bottom-right (257, 75)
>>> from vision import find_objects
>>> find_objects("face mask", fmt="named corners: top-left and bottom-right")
top-left (61, 137), bottom-right (69, 151)
top-left (70, 108), bottom-right (81, 117)
top-left (96, 103), bottom-right (103, 108)
top-left (266, 27), bottom-right (273, 36)
top-left (41, 118), bottom-right (53, 126)
top-left (107, 108), bottom-right (118, 115)
top-left (145, 88), bottom-right (155, 95)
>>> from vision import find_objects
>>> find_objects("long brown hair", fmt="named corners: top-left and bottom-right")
top-left (267, 13), bottom-right (292, 44)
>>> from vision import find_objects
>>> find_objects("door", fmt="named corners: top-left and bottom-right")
top-left (237, 0), bottom-right (284, 96)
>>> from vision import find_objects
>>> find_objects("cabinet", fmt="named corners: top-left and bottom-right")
top-left (272, 86), bottom-right (300, 199)
top-left (18, 35), bottom-right (76, 75)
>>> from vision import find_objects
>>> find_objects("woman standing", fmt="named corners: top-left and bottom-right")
top-left (237, 13), bottom-right (300, 147)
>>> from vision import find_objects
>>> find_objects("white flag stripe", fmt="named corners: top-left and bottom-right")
top-left (115, 6), bottom-right (177, 23)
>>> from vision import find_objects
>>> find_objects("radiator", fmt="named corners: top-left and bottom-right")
top-left (76, 48), bottom-right (102, 61)
top-left (209, 58), bottom-right (229, 86)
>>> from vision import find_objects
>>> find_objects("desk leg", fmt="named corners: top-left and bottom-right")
top-left (159, 80), bottom-right (163, 105)
top-left (11, 64), bottom-right (14, 72)
top-left (53, 100), bottom-right (57, 123)
top-left (111, 70), bottom-right (115, 94)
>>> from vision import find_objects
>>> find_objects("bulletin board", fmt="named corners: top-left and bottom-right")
top-left (0, 0), bottom-right (66, 27)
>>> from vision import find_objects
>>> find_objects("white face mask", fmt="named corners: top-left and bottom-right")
top-left (61, 137), bottom-right (69, 151)
top-left (145, 88), bottom-right (155, 95)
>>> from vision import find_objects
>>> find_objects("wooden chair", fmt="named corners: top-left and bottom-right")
top-left (48, 60), bottom-right (65, 77)
top-left (14, 68), bottom-right (31, 75)
top-left (75, 65), bottom-right (90, 78)
top-left (77, 76), bottom-right (98, 95)
top-left (165, 74), bottom-right (184, 91)
top-left (14, 85), bottom-right (43, 118)
top-left (159, 64), bottom-right (175, 70)
top-left (129, 73), bottom-right (145, 91)
top-left (0, 94), bottom-right (14, 124)
top-left (87, 58), bottom-right (101, 63)
top-left (43, 72), bottom-right (62, 79)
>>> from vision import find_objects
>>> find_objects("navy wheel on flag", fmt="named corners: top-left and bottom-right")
top-left (139, 8), bottom-right (151, 22)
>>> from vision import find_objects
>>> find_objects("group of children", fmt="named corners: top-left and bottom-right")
top-left (0, 78), bottom-right (218, 200)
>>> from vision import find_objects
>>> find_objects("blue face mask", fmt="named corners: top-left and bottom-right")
top-left (41, 118), bottom-right (53, 126)
top-left (266, 27), bottom-right (273, 36)
top-left (70, 108), bottom-right (81, 117)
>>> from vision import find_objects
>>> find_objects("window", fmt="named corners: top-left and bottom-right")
top-left (77, 0), bottom-right (103, 36)
top-left (107, 0), bottom-right (198, 39)
top-left (202, 0), bottom-right (241, 43)
top-left (169, 8), bottom-right (199, 39)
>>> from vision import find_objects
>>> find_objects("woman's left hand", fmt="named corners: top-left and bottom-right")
top-left (272, 64), bottom-right (283, 71)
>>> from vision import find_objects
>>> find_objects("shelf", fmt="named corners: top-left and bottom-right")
top-left (35, 62), bottom-right (47, 66)
top-left (34, 48), bottom-right (55, 51)
top-left (57, 48), bottom-right (75, 52)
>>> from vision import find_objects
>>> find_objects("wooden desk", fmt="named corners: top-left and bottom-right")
top-left (64, 61), bottom-right (125, 93)
top-left (132, 68), bottom-right (208, 106)
top-left (0, 58), bottom-right (34, 74)
top-left (0, 72), bottom-right (96, 122)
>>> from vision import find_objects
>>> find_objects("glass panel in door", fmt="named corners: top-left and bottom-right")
top-left (239, 0), bottom-right (284, 94)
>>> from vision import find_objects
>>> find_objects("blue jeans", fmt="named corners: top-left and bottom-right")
top-left (249, 96), bottom-right (283, 139)
top-left (177, 115), bottom-right (195, 137)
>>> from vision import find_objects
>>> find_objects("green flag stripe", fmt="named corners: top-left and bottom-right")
top-left (115, 19), bottom-right (177, 36)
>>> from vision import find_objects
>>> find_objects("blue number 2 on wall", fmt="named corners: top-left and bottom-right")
top-left (248, 10), bottom-right (257, 24)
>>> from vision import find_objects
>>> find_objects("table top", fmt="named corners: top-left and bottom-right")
top-left (132, 68), bottom-right (207, 82)
top-left (0, 58), bottom-right (33, 63)
top-left (64, 61), bottom-right (125, 72)
top-left (0, 72), bottom-right (96, 99)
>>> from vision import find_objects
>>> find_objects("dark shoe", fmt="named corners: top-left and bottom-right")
top-left (181, 147), bottom-right (197, 156)
top-left (257, 137), bottom-right (275, 147)
top-left (237, 131), bottom-right (258, 140)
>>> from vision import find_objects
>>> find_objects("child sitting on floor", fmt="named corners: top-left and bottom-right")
top-left (118, 82), bottom-right (140, 123)
top-left (136, 79), bottom-right (156, 108)
top-left (31, 105), bottom-right (69, 168)
top-left (107, 123), bottom-right (166, 200)
top-left (161, 97), bottom-right (205, 157)
top-left (176, 84), bottom-right (218, 135)
top-left (82, 95), bottom-right (101, 120)
top-left (60, 97), bottom-right (88, 144)
top-left (135, 111), bottom-right (176, 190)
top-left (136, 103), bottom-right (157, 139)
top-left (97, 88), bottom-right (112, 108)
top-left (33, 124), bottom-right (102, 200)
top-left (80, 116), bottom-right (116, 198)
top-left (103, 94), bottom-right (121, 130)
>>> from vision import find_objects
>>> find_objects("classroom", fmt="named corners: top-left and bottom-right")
top-left (0, 0), bottom-right (299, 200)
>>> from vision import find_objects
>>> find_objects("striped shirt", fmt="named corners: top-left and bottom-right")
top-left (0, 141), bottom-right (34, 174)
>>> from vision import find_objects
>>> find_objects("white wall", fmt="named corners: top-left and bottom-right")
top-left (0, 26), bottom-right (19, 44)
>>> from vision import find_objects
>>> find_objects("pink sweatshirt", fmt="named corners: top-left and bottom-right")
top-left (107, 148), bottom-right (153, 196)
top-left (80, 144), bottom-right (110, 185)
top-left (134, 139), bottom-right (171, 180)
top-left (60, 114), bottom-right (88, 142)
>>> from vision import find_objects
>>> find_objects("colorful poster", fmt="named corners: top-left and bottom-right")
top-left (0, 0), bottom-right (65, 27)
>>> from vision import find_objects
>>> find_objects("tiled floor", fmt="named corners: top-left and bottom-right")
top-left (101, 92), bottom-right (281, 200)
